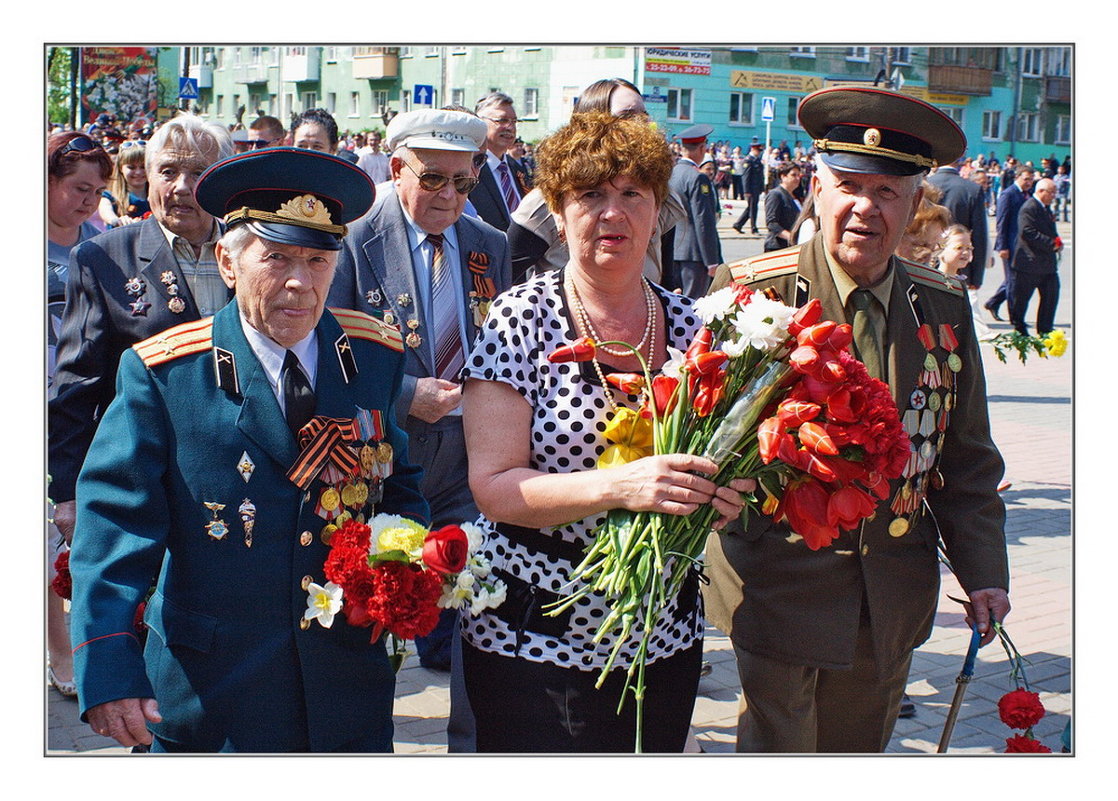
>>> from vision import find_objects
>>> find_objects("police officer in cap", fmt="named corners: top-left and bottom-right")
top-left (69, 147), bottom-right (428, 752)
top-left (668, 122), bottom-right (723, 298)
top-left (705, 86), bottom-right (1011, 752)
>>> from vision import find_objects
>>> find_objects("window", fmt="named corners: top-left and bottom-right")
top-left (399, 47), bottom-right (413, 58)
top-left (324, 47), bottom-right (338, 62)
top-left (846, 46), bottom-right (870, 62)
top-left (287, 46), bottom-right (307, 57)
top-left (1017, 112), bottom-right (1040, 142)
top-left (301, 91), bottom-right (317, 111)
top-left (216, 95), bottom-right (224, 118)
top-left (370, 90), bottom-right (388, 117)
top-left (349, 92), bottom-right (360, 117)
top-left (892, 47), bottom-right (912, 65)
top-left (267, 94), bottom-right (276, 116)
top-left (1047, 47), bottom-right (1071, 77)
top-left (787, 96), bottom-right (803, 128)
top-left (1021, 48), bottom-right (1044, 77)
top-left (789, 47), bottom-right (816, 58)
top-left (451, 88), bottom-right (465, 107)
top-left (1055, 114), bottom-right (1071, 145)
top-left (667, 87), bottom-right (692, 121)
top-left (232, 95), bottom-right (240, 117)
top-left (982, 110), bottom-right (1002, 140)
top-left (729, 91), bottom-right (753, 125)
top-left (939, 106), bottom-right (964, 126)
top-left (425, 46), bottom-right (440, 57)
top-left (523, 88), bottom-right (539, 117)
top-left (250, 47), bottom-right (263, 65)
top-left (402, 90), bottom-right (411, 113)
top-left (450, 45), bottom-right (468, 55)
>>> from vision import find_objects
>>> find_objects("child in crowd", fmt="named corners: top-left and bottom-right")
top-left (939, 224), bottom-right (994, 342)
top-left (98, 141), bottom-right (150, 228)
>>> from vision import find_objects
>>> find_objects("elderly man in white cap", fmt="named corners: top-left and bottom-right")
top-left (328, 109), bottom-right (511, 752)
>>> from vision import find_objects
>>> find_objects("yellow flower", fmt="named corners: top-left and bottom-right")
top-left (372, 514), bottom-right (428, 555)
top-left (1043, 330), bottom-right (1067, 358)
top-left (597, 408), bottom-right (654, 468)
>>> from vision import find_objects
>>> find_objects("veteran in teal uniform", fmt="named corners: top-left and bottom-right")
top-left (68, 147), bottom-right (428, 753)
top-left (705, 87), bottom-right (1011, 753)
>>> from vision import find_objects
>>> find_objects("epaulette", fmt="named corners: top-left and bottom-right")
top-left (329, 307), bottom-right (404, 353)
top-left (133, 318), bottom-right (214, 368)
top-left (728, 246), bottom-right (800, 285)
top-left (899, 257), bottom-right (965, 297)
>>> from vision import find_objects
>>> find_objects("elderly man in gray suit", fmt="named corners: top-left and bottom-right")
top-left (327, 108), bottom-right (512, 753)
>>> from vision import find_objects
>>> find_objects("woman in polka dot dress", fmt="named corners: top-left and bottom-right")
top-left (460, 112), bottom-right (753, 752)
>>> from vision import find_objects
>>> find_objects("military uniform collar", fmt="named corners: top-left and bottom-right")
top-left (238, 312), bottom-right (319, 396)
top-left (823, 245), bottom-right (895, 316)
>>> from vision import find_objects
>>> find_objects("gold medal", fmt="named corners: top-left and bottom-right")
top-left (335, 510), bottom-right (352, 527)
top-left (376, 442), bottom-right (393, 464)
top-left (341, 483), bottom-right (359, 508)
top-left (321, 523), bottom-right (338, 545)
top-left (383, 311), bottom-right (395, 326)
top-left (927, 391), bottom-right (942, 412)
top-left (360, 444), bottom-right (376, 478)
top-left (947, 353), bottom-right (962, 372)
top-left (889, 517), bottom-right (909, 537)
top-left (320, 487), bottom-right (341, 512)
top-left (354, 480), bottom-right (369, 506)
top-left (923, 352), bottom-right (938, 372)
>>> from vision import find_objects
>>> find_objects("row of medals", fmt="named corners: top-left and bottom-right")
top-left (202, 440), bottom-right (394, 548)
top-left (885, 328), bottom-right (961, 538)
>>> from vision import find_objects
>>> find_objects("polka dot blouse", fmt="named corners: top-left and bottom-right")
top-left (459, 268), bottom-right (704, 671)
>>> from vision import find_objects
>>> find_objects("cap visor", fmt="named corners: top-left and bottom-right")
top-left (244, 220), bottom-right (342, 251)
top-left (819, 151), bottom-right (924, 177)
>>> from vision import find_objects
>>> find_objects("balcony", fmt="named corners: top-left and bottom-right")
top-left (284, 48), bottom-right (320, 82)
top-left (927, 64), bottom-right (993, 96)
top-left (231, 63), bottom-right (269, 84)
top-left (352, 50), bottom-right (398, 80)
top-left (1045, 75), bottom-right (1071, 104)
top-left (189, 63), bottom-right (213, 89)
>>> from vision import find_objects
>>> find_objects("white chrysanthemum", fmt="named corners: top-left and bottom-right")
top-left (731, 296), bottom-right (796, 351)
top-left (690, 287), bottom-right (738, 324)
top-left (461, 521), bottom-right (486, 553)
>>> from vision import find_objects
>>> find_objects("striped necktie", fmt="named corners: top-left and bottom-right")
top-left (427, 233), bottom-right (465, 381)
top-left (497, 161), bottom-right (519, 213)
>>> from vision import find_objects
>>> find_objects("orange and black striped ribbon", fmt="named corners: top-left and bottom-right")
top-left (286, 415), bottom-right (361, 490)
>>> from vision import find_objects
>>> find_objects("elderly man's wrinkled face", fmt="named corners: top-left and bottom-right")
top-left (392, 147), bottom-right (475, 235)
top-left (217, 234), bottom-right (337, 348)
top-left (148, 142), bottom-right (221, 244)
top-left (812, 162), bottom-right (923, 285)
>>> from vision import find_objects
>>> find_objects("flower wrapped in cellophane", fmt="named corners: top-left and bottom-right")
top-left (305, 513), bottom-right (506, 670)
top-left (544, 284), bottom-right (910, 750)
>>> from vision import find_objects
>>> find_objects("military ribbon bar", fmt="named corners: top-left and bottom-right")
top-left (287, 416), bottom-right (361, 490)
top-left (353, 407), bottom-right (384, 442)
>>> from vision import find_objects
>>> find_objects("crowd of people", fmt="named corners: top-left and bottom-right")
top-left (48, 78), bottom-right (1059, 754)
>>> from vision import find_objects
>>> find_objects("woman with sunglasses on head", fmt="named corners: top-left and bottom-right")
top-left (98, 140), bottom-right (150, 228)
top-left (46, 130), bottom-right (112, 699)
top-left (507, 78), bottom-right (686, 284)
top-left (459, 112), bottom-right (753, 752)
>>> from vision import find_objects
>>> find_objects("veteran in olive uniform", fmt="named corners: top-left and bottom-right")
top-left (705, 87), bottom-right (1010, 753)
top-left (68, 147), bottom-right (428, 753)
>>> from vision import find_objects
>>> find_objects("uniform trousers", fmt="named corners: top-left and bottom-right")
top-left (733, 613), bottom-right (911, 753)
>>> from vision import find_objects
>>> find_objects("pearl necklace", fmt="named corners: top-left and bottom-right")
top-left (565, 274), bottom-right (658, 412)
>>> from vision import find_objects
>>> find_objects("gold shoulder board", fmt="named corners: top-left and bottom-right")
top-left (729, 247), bottom-right (800, 285)
top-left (330, 307), bottom-right (405, 353)
top-left (133, 318), bottom-right (214, 368)
top-left (899, 258), bottom-right (965, 297)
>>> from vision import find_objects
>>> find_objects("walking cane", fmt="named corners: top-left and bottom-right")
top-left (937, 625), bottom-right (983, 753)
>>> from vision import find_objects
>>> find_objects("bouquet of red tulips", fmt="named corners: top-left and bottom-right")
top-left (545, 283), bottom-right (909, 750)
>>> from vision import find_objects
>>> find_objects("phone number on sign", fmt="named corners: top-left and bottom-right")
top-left (647, 64), bottom-right (711, 75)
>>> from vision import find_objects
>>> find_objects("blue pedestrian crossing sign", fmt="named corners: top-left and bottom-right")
top-left (761, 96), bottom-right (776, 123)
top-left (178, 77), bottom-right (199, 100)
top-left (413, 84), bottom-right (435, 107)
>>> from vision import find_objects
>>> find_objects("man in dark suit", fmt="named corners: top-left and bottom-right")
top-left (763, 161), bottom-right (803, 252)
top-left (328, 108), bottom-right (512, 753)
top-left (468, 92), bottom-right (527, 231)
top-left (49, 113), bottom-right (234, 544)
top-left (985, 165), bottom-right (1036, 320)
top-left (69, 147), bottom-right (428, 752)
top-left (929, 156), bottom-right (990, 288)
top-left (668, 123), bottom-right (723, 298)
top-left (1009, 178), bottom-right (1063, 335)
top-left (732, 140), bottom-right (766, 234)
top-left (706, 86), bottom-right (1009, 753)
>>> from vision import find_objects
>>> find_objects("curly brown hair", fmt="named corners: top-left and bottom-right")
top-left (534, 111), bottom-right (672, 212)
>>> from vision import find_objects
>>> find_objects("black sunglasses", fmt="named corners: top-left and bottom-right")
top-left (402, 159), bottom-right (479, 195)
top-left (58, 135), bottom-right (99, 158)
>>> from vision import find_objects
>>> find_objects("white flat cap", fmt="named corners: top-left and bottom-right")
top-left (386, 109), bottom-right (488, 152)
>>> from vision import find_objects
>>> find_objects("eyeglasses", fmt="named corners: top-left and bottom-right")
top-left (401, 159), bottom-right (479, 194)
top-left (58, 135), bottom-right (99, 158)
top-left (120, 140), bottom-right (145, 149)
top-left (480, 115), bottom-right (517, 127)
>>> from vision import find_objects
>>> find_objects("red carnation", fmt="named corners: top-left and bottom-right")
top-left (998, 688), bottom-right (1046, 730)
top-left (366, 561), bottom-right (443, 640)
top-left (51, 550), bottom-right (72, 600)
top-left (1005, 733), bottom-right (1052, 753)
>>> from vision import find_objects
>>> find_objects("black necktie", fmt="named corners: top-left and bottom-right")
top-left (282, 350), bottom-right (315, 438)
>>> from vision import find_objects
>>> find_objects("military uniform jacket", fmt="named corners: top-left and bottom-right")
top-left (69, 301), bottom-right (429, 752)
top-left (669, 159), bottom-right (723, 267)
top-left (49, 217), bottom-right (231, 502)
top-left (703, 235), bottom-right (1008, 673)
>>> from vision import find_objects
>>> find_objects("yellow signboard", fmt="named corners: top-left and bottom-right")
top-left (730, 70), bottom-right (823, 93)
